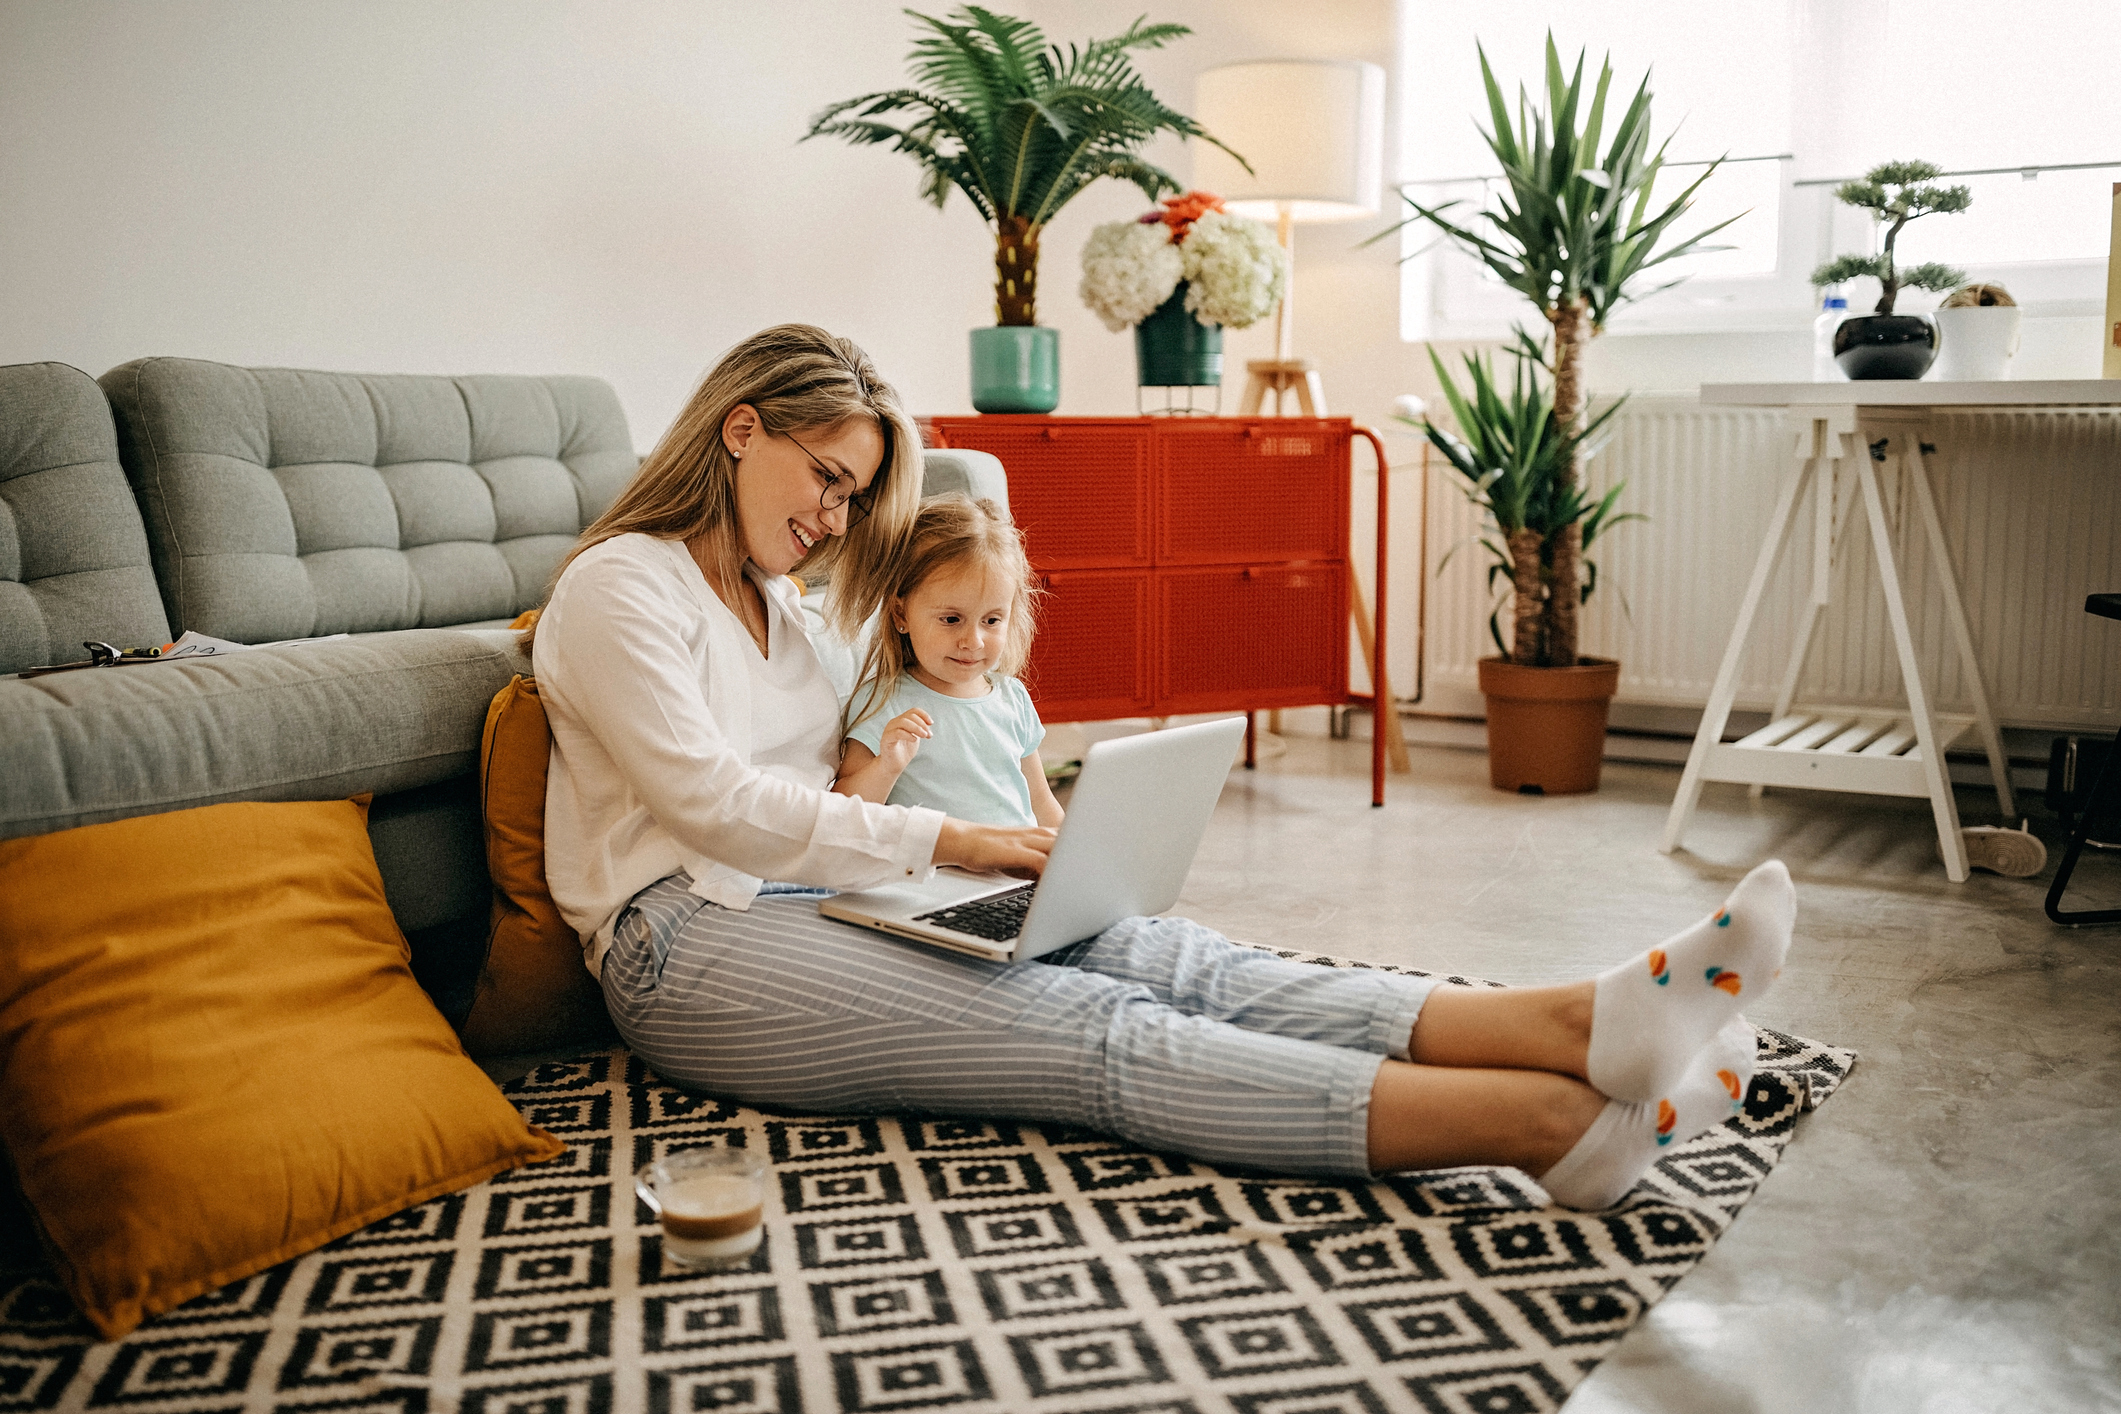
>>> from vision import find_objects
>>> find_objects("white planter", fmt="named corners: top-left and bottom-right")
top-left (1930, 306), bottom-right (2021, 381)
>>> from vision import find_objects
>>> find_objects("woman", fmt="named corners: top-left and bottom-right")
top-left (528, 325), bottom-right (1795, 1211)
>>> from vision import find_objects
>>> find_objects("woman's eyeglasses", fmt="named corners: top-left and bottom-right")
top-left (785, 430), bottom-right (877, 528)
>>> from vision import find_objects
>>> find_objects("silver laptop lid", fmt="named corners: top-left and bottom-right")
top-left (1014, 716), bottom-right (1247, 956)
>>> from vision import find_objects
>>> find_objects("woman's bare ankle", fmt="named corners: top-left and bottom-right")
top-left (1553, 982), bottom-right (1594, 1081)
top-left (1529, 1075), bottom-right (1608, 1177)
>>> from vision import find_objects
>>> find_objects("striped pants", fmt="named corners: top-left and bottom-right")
top-left (601, 874), bottom-right (1438, 1177)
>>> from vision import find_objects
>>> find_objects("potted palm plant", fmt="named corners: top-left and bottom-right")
top-left (806, 6), bottom-right (1240, 413)
top-left (1370, 36), bottom-right (1731, 789)
top-left (1408, 338), bottom-right (1635, 793)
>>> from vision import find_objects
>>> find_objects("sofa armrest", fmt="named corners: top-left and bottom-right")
top-left (918, 448), bottom-right (1009, 514)
top-left (0, 628), bottom-right (519, 841)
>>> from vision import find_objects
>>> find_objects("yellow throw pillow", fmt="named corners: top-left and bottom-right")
top-left (460, 675), bottom-right (613, 1056)
top-left (0, 798), bottom-right (563, 1340)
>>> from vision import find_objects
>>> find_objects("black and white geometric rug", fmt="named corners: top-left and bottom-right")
top-left (0, 953), bottom-right (1855, 1413)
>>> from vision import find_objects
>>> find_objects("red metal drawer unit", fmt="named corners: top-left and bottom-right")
top-left (927, 415), bottom-right (1391, 804)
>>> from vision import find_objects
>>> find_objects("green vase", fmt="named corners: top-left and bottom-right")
top-left (1133, 284), bottom-right (1223, 387)
top-left (969, 326), bottom-right (1060, 413)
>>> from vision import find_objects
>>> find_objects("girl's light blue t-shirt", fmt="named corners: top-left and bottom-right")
top-left (845, 675), bottom-right (1045, 826)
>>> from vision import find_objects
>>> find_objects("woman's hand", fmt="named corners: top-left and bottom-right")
top-left (934, 817), bottom-right (1057, 878)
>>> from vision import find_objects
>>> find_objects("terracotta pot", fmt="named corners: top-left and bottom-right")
top-left (1477, 655), bottom-right (1621, 795)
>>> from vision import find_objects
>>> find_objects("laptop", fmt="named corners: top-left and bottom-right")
top-left (819, 716), bottom-right (1247, 961)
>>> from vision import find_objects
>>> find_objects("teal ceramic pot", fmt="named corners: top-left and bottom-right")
top-left (969, 326), bottom-right (1060, 413)
top-left (1134, 284), bottom-right (1223, 387)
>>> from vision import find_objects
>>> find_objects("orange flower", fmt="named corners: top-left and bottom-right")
top-left (1154, 190), bottom-right (1227, 242)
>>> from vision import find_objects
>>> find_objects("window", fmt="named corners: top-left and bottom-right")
top-left (1395, 0), bottom-right (2121, 339)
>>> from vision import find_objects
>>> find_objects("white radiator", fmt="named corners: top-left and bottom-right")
top-left (1410, 397), bottom-right (2121, 732)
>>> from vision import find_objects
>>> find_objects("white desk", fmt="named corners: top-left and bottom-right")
top-left (1662, 380), bottom-right (2121, 880)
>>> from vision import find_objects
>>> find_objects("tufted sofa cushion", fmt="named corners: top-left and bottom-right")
top-left (0, 363), bottom-right (173, 674)
top-left (99, 358), bottom-right (638, 642)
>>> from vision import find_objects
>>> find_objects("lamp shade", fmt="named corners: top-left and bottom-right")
top-left (1191, 60), bottom-right (1385, 223)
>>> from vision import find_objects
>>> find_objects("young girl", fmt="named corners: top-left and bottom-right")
top-left (833, 494), bottom-right (1066, 828)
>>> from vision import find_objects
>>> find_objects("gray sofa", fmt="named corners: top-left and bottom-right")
top-left (0, 356), bottom-right (1004, 1025)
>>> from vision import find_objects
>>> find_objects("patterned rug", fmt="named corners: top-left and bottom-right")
top-left (0, 952), bottom-right (1855, 1414)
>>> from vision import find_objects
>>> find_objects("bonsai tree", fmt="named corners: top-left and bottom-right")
top-left (805, 6), bottom-right (1242, 327)
top-left (1407, 336), bottom-right (1637, 663)
top-left (1370, 38), bottom-right (1732, 666)
top-left (1810, 160), bottom-right (1970, 314)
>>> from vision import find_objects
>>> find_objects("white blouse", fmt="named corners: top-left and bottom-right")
top-left (533, 533), bottom-right (944, 973)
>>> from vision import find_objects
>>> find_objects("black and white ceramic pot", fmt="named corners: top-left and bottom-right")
top-left (1832, 313), bottom-right (1938, 380)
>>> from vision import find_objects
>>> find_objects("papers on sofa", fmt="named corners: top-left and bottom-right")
top-left (16, 632), bottom-right (352, 678)
top-left (159, 631), bottom-right (351, 660)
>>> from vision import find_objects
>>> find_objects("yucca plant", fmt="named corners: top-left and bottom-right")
top-left (1369, 36), bottom-right (1733, 665)
top-left (1407, 336), bottom-right (1636, 664)
top-left (805, 6), bottom-right (1241, 327)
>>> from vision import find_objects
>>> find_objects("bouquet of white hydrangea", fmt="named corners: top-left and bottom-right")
top-left (1178, 210), bottom-right (1286, 328)
top-left (1078, 222), bottom-right (1185, 331)
top-left (1078, 191), bottom-right (1286, 331)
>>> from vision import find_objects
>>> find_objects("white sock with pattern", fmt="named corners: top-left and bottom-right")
top-left (1540, 1017), bottom-right (1757, 1211)
top-left (1585, 860), bottom-right (1793, 1103)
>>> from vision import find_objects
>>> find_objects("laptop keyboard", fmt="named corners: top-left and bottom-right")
top-left (914, 884), bottom-right (1037, 942)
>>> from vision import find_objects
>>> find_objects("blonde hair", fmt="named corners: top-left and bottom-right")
top-left (523, 323), bottom-right (922, 652)
top-left (845, 493), bottom-right (1041, 734)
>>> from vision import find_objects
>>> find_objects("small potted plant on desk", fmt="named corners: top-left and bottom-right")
top-left (806, 5), bottom-right (1242, 414)
top-left (1406, 337), bottom-right (1637, 794)
top-left (1811, 160), bottom-right (1971, 380)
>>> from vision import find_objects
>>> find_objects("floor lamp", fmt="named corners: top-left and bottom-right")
top-left (1192, 59), bottom-right (1385, 416)
top-left (1192, 59), bottom-right (1406, 769)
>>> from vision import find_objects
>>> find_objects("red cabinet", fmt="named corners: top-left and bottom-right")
top-left (928, 416), bottom-right (1356, 725)
top-left (1157, 563), bottom-right (1348, 714)
top-left (1026, 568), bottom-right (1154, 718)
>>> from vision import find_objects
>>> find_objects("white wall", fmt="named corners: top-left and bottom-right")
top-left (0, 1), bottom-right (1000, 434)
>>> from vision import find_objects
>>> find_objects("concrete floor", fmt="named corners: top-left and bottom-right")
top-left (1166, 725), bottom-right (2121, 1414)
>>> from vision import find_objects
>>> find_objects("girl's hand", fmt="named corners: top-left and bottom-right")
top-left (877, 708), bottom-right (933, 770)
top-left (834, 712), bottom-right (935, 804)
top-left (934, 818), bottom-right (1057, 878)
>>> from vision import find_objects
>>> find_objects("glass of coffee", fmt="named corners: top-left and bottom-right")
top-left (635, 1146), bottom-right (769, 1270)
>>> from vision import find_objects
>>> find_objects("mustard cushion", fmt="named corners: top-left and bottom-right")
top-left (0, 798), bottom-right (563, 1340)
top-left (460, 674), bottom-right (612, 1056)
